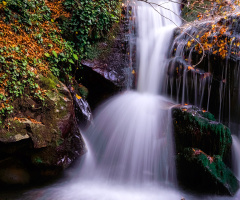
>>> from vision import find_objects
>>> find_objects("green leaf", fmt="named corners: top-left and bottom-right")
top-left (44, 53), bottom-right (50, 57)
top-left (52, 50), bottom-right (58, 58)
top-left (68, 59), bottom-right (74, 64)
top-left (73, 54), bottom-right (78, 60)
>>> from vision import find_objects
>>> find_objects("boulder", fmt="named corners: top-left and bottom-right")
top-left (172, 105), bottom-right (232, 159)
top-left (177, 148), bottom-right (239, 196)
top-left (0, 73), bottom-right (86, 185)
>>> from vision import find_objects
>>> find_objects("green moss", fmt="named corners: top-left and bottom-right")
top-left (172, 106), bottom-right (232, 158)
top-left (177, 148), bottom-right (239, 195)
top-left (201, 111), bottom-right (216, 121)
top-left (85, 23), bottom-right (121, 61)
top-left (39, 73), bottom-right (59, 90)
top-left (56, 138), bottom-right (64, 147)
top-left (34, 157), bottom-right (43, 164)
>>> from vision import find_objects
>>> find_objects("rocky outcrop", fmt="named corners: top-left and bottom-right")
top-left (168, 14), bottom-right (240, 126)
top-left (0, 73), bottom-right (85, 185)
top-left (172, 105), bottom-right (239, 195)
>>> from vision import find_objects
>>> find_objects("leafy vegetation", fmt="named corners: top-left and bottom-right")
top-left (0, 0), bottom-right (121, 126)
top-left (60, 0), bottom-right (120, 57)
top-left (181, 0), bottom-right (240, 21)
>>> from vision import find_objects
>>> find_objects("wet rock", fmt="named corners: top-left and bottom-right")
top-left (81, 60), bottom-right (125, 87)
top-left (177, 148), bottom-right (239, 196)
top-left (168, 14), bottom-right (240, 126)
top-left (172, 105), bottom-right (232, 159)
top-left (0, 73), bottom-right (86, 185)
top-left (79, 59), bottom-right (123, 109)
top-left (68, 82), bottom-right (92, 130)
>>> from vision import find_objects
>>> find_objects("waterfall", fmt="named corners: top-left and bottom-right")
top-left (232, 135), bottom-right (240, 180)
top-left (75, 0), bottom-right (181, 185)
top-left (137, 0), bottom-right (181, 93)
top-left (22, 1), bottom-right (184, 199)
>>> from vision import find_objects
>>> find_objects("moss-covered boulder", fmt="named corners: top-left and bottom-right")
top-left (0, 73), bottom-right (85, 185)
top-left (172, 105), bottom-right (232, 159)
top-left (177, 148), bottom-right (239, 196)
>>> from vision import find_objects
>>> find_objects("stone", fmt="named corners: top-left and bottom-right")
top-left (68, 82), bottom-right (92, 130)
top-left (172, 105), bottom-right (232, 159)
top-left (177, 148), bottom-right (239, 196)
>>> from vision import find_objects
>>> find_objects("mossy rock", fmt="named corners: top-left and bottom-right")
top-left (0, 121), bottom-right (29, 143)
top-left (0, 73), bottom-right (85, 185)
top-left (177, 148), bottom-right (239, 196)
top-left (172, 105), bottom-right (232, 159)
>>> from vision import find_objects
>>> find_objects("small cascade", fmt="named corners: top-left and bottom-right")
top-left (137, 0), bottom-right (181, 94)
top-left (167, 16), bottom-right (240, 127)
top-left (232, 135), bottom-right (240, 180)
top-left (166, 13), bottom-right (240, 197)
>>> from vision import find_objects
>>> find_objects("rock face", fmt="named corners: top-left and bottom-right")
top-left (172, 105), bottom-right (239, 195)
top-left (0, 73), bottom-right (85, 185)
top-left (168, 14), bottom-right (240, 127)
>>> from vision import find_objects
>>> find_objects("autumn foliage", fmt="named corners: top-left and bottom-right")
top-left (0, 0), bottom-right (121, 126)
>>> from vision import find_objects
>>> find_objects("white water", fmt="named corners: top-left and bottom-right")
top-left (21, 1), bottom-right (184, 199)
top-left (137, 0), bottom-right (181, 94)
top-left (232, 135), bottom-right (240, 180)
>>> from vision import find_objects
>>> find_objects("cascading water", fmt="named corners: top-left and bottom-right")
top-left (232, 135), bottom-right (240, 180)
top-left (21, 1), bottom-right (185, 199)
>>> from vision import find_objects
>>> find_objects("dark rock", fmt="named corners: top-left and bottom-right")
top-left (79, 59), bottom-right (123, 110)
top-left (69, 83), bottom-right (92, 130)
top-left (168, 14), bottom-right (240, 127)
top-left (177, 148), bottom-right (239, 196)
top-left (81, 60), bottom-right (125, 87)
top-left (172, 105), bottom-right (232, 159)
top-left (0, 158), bottom-right (30, 185)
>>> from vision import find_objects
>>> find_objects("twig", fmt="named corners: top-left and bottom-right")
top-left (137, 0), bottom-right (205, 67)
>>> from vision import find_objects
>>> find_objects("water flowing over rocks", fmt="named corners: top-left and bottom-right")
top-left (172, 105), bottom-right (239, 195)
top-left (168, 14), bottom-right (240, 126)
top-left (0, 74), bottom-right (85, 185)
